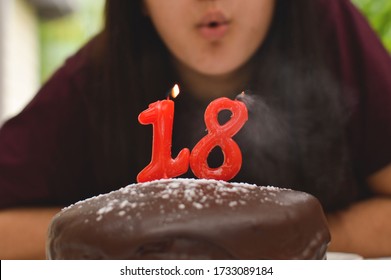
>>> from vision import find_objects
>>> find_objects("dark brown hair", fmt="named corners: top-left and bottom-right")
top-left (87, 0), bottom-right (355, 211)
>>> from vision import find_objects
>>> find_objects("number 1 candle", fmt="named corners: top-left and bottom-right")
top-left (137, 85), bottom-right (190, 183)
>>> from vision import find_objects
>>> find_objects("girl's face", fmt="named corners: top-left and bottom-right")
top-left (143, 0), bottom-right (276, 76)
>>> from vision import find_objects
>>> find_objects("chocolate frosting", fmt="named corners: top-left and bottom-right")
top-left (47, 179), bottom-right (330, 259)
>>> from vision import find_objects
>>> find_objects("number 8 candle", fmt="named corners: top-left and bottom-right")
top-left (137, 85), bottom-right (190, 183)
top-left (190, 96), bottom-right (248, 181)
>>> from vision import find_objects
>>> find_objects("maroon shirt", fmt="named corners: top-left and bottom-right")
top-left (1, 0), bottom-right (391, 209)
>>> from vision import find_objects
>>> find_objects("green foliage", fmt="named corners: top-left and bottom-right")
top-left (352, 0), bottom-right (391, 52)
top-left (39, 0), bottom-right (104, 83)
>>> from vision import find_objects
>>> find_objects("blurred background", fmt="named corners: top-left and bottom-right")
top-left (0, 0), bottom-right (104, 124)
top-left (0, 0), bottom-right (390, 125)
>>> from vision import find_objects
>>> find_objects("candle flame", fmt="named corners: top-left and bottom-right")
top-left (170, 84), bottom-right (180, 99)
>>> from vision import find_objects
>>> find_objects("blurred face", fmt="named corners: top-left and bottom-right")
top-left (143, 0), bottom-right (276, 76)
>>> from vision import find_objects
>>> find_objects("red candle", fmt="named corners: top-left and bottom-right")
top-left (190, 97), bottom-right (248, 181)
top-left (137, 85), bottom-right (190, 183)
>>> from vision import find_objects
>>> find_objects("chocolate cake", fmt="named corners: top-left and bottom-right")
top-left (46, 178), bottom-right (330, 259)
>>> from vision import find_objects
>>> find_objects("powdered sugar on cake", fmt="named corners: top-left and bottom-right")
top-left (60, 178), bottom-right (300, 224)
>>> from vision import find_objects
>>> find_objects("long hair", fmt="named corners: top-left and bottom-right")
top-left (86, 0), bottom-right (175, 192)
top-left (86, 0), bottom-right (356, 211)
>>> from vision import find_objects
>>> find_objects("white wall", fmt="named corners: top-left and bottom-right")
top-left (0, 0), bottom-right (40, 125)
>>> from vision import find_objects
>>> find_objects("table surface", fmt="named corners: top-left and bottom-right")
top-left (327, 252), bottom-right (391, 260)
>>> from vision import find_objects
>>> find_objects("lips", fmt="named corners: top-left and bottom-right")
top-left (196, 11), bottom-right (230, 41)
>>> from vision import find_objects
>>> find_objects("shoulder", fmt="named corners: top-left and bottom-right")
top-left (316, 1), bottom-right (391, 177)
top-left (4, 35), bottom-right (105, 136)
top-left (315, 0), bottom-right (380, 46)
top-left (314, 0), bottom-right (391, 97)
top-left (24, 35), bottom-right (105, 119)
top-left (49, 34), bottom-right (103, 94)
top-left (316, 0), bottom-right (361, 17)
top-left (315, 0), bottom-right (382, 46)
